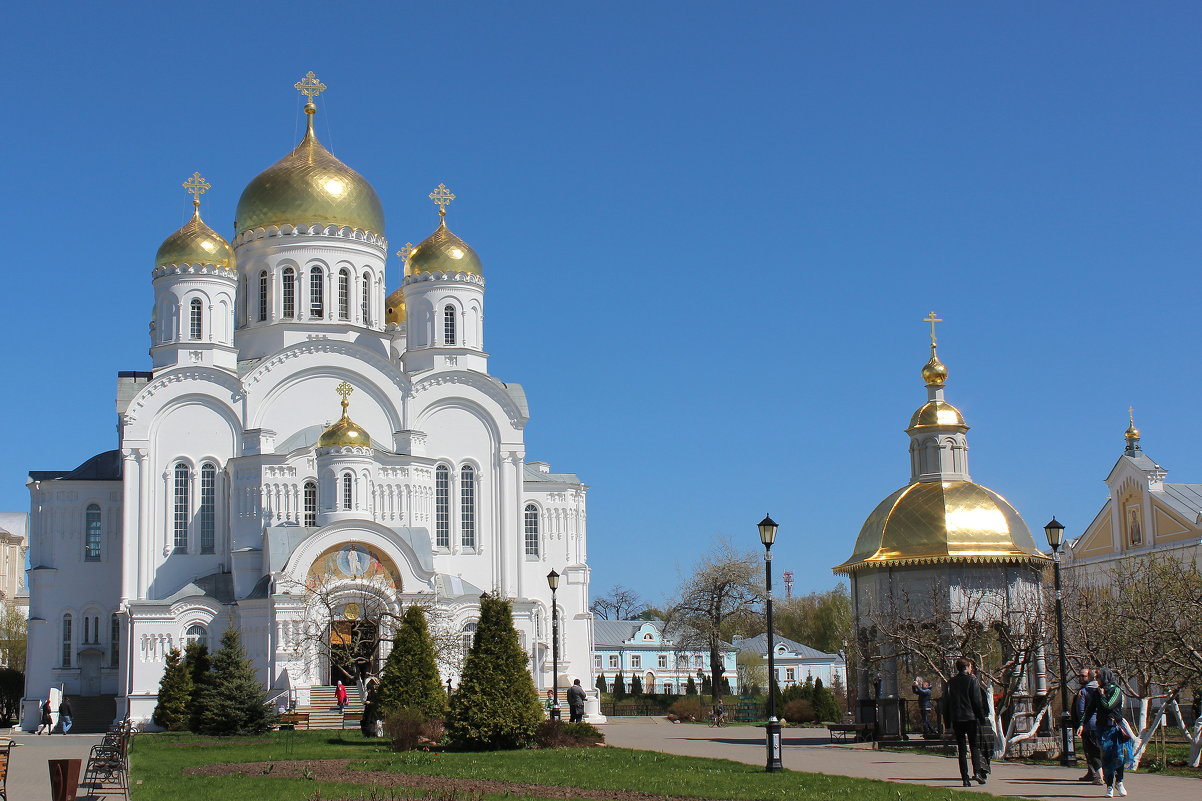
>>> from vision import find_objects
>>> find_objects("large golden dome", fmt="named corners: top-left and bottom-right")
top-left (908, 400), bottom-right (967, 430)
top-left (834, 481), bottom-right (1047, 573)
top-left (235, 107), bottom-right (384, 236)
top-left (319, 384), bottom-right (372, 448)
top-left (408, 217), bottom-right (482, 276)
top-left (156, 207), bottom-right (234, 270)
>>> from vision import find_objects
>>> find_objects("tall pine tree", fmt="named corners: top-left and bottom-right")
top-left (446, 594), bottom-right (541, 749)
top-left (193, 629), bottom-right (276, 735)
top-left (377, 605), bottom-right (448, 719)
top-left (183, 640), bottom-right (211, 733)
top-left (152, 649), bottom-right (192, 731)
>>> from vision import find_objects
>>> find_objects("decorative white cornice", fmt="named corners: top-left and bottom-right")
top-left (316, 445), bottom-right (374, 457)
top-left (152, 263), bottom-right (238, 281)
top-left (403, 271), bottom-right (486, 288)
top-left (242, 340), bottom-right (410, 398)
top-left (411, 371), bottom-right (527, 429)
top-left (123, 368), bottom-right (244, 425)
top-left (233, 223), bottom-right (388, 252)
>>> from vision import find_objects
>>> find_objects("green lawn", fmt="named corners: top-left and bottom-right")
top-left (130, 730), bottom-right (1021, 801)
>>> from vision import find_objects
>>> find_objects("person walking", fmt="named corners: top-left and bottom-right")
top-left (567, 678), bottom-right (587, 723)
top-left (913, 677), bottom-right (936, 736)
top-left (335, 680), bottom-right (348, 710)
top-left (1078, 667), bottom-right (1132, 797)
top-left (1073, 667), bottom-right (1104, 785)
top-left (58, 696), bottom-right (73, 734)
top-left (944, 657), bottom-right (988, 787)
top-left (37, 698), bottom-right (52, 734)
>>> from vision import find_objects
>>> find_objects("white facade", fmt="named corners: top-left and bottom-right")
top-left (21, 83), bottom-right (596, 728)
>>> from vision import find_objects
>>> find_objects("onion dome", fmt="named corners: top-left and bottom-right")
top-left (921, 348), bottom-right (948, 385)
top-left (385, 287), bottom-right (406, 325)
top-left (319, 382), bottom-right (371, 448)
top-left (908, 400), bottom-right (967, 430)
top-left (235, 72), bottom-right (385, 236)
top-left (407, 184), bottom-right (482, 276)
top-left (834, 481), bottom-right (1047, 573)
top-left (1125, 407), bottom-right (1140, 442)
top-left (156, 172), bottom-right (234, 269)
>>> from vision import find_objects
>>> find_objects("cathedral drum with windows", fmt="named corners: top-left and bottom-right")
top-left (21, 74), bottom-right (596, 729)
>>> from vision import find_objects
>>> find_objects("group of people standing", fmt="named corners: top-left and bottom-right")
top-left (1074, 666), bottom-right (1134, 797)
top-left (544, 678), bottom-right (587, 722)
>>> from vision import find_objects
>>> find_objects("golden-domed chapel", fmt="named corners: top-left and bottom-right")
top-left (21, 73), bottom-right (597, 729)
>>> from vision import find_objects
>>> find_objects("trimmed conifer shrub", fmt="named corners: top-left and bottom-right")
top-left (377, 605), bottom-right (448, 720)
top-left (192, 629), bottom-right (276, 735)
top-left (183, 640), bottom-right (210, 732)
top-left (152, 648), bottom-right (192, 731)
top-left (630, 675), bottom-right (643, 695)
top-left (595, 673), bottom-right (607, 693)
top-left (685, 675), bottom-right (697, 695)
top-left (446, 594), bottom-right (541, 749)
top-left (812, 677), bottom-right (840, 722)
top-left (613, 672), bottom-right (626, 696)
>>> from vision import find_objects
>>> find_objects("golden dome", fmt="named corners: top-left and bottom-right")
top-left (235, 106), bottom-right (384, 236)
top-left (156, 207), bottom-right (234, 269)
top-left (319, 384), bottom-right (371, 448)
top-left (908, 400), bottom-right (967, 430)
top-left (385, 287), bottom-right (406, 325)
top-left (834, 481), bottom-right (1048, 573)
top-left (1125, 407), bottom-right (1140, 440)
top-left (408, 217), bottom-right (482, 276)
top-left (922, 348), bottom-right (948, 385)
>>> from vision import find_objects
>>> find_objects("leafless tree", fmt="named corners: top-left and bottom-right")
top-left (589, 585), bottom-right (649, 620)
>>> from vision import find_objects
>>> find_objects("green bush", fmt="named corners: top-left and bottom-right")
top-left (446, 594), bottom-right (542, 749)
top-left (383, 706), bottom-right (444, 751)
top-left (812, 679), bottom-right (841, 722)
top-left (535, 719), bottom-right (605, 747)
top-left (668, 696), bottom-right (704, 721)
top-left (152, 648), bottom-right (192, 731)
top-left (192, 629), bottom-right (276, 735)
top-left (782, 698), bottom-right (816, 723)
top-left (377, 605), bottom-right (447, 720)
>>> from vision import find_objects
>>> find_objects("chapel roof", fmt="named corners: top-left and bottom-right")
top-left (30, 450), bottom-right (122, 482)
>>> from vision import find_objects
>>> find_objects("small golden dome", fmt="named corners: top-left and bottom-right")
top-left (922, 349), bottom-right (948, 386)
top-left (908, 400), bottom-right (967, 430)
top-left (385, 287), bottom-right (406, 325)
top-left (235, 108), bottom-right (384, 236)
top-left (1125, 423), bottom-right (1141, 441)
top-left (408, 218), bottom-right (482, 276)
top-left (319, 383), bottom-right (371, 448)
top-left (156, 207), bottom-right (235, 269)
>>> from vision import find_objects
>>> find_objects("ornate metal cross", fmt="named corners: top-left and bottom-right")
top-left (336, 381), bottom-right (354, 402)
top-left (429, 183), bottom-right (456, 217)
top-left (294, 70), bottom-right (327, 102)
top-left (923, 311), bottom-right (942, 346)
top-left (183, 172), bottom-right (210, 207)
top-left (396, 242), bottom-right (415, 262)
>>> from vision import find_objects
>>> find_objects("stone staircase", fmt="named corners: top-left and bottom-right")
top-left (67, 694), bottom-right (117, 733)
top-left (296, 685), bottom-right (364, 730)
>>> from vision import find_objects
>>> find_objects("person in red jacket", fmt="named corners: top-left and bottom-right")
top-left (336, 681), bottom-right (349, 709)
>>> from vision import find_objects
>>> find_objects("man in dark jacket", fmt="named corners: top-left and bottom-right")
top-left (944, 657), bottom-right (987, 786)
top-left (567, 678), bottom-right (587, 723)
top-left (1072, 667), bottom-right (1103, 784)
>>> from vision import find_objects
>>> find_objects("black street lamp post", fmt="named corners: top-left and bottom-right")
top-left (759, 514), bottom-right (783, 772)
top-left (547, 569), bottom-right (561, 721)
top-left (1044, 518), bottom-right (1077, 768)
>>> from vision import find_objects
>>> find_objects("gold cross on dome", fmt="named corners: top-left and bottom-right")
top-left (294, 70), bottom-right (327, 102)
top-left (183, 172), bottom-right (210, 207)
top-left (396, 242), bottom-right (415, 262)
top-left (429, 184), bottom-right (456, 217)
top-left (1128, 405), bottom-right (1135, 425)
top-left (336, 381), bottom-right (354, 400)
top-left (923, 311), bottom-right (942, 347)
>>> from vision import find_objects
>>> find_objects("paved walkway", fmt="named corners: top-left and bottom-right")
top-left (601, 719), bottom-right (1200, 800)
top-left (4, 731), bottom-right (106, 801)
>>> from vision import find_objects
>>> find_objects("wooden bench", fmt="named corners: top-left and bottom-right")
top-left (827, 722), bottom-right (871, 742)
top-left (342, 712), bottom-right (364, 730)
top-left (277, 712), bottom-right (309, 730)
top-left (0, 740), bottom-right (11, 801)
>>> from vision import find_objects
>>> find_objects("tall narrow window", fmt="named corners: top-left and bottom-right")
top-left (310, 267), bottom-right (325, 318)
top-left (361, 273), bottom-right (371, 324)
top-left (173, 463), bottom-right (189, 552)
top-left (304, 481), bottom-right (317, 526)
top-left (524, 504), bottom-right (539, 557)
top-left (238, 276), bottom-right (247, 327)
top-left (461, 621), bottom-right (477, 655)
top-left (62, 614), bottom-right (72, 667)
top-left (443, 305), bottom-right (457, 345)
top-left (435, 465), bottom-right (450, 548)
top-left (460, 464), bottom-right (476, 549)
top-left (110, 614), bottom-right (120, 667)
top-left (199, 463), bottom-right (216, 554)
top-left (282, 267), bottom-right (296, 319)
top-left (189, 298), bottom-right (203, 340)
top-left (258, 271), bottom-right (268, 321)
top-left (84, 504), bottom-right (102, 561)
top-left (341, 473), bottom-right (353, 511)
top-left (338, 269), bottom-right (350, 320)
top-left (185, 624), bottom-right (208, 652)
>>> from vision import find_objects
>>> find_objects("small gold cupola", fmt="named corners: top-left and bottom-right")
top-left (235, 72), bottom-right (385, 236)
top-left (385, 242), bottom-right (415, 326)
top-left (1124, 406), bottom-right (1142, 455)
top-left (920, 311), bottom-right (948, 386)
top-left (319, 382), bottom-right (372, 448)
top-left (156, 172), bottom-right (234, 270)
top-left (407, 184), bottom-right (482, 276)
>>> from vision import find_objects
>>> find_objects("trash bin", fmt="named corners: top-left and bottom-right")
top-left (48, 758), bottom-right (82, 801)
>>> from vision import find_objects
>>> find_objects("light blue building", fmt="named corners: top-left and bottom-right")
top-left (592, 619), bottom-right (738, 695)
top-left (732, 634), bottom-right (846, 691)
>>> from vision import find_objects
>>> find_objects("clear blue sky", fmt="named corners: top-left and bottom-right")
top-left (2, 2), bottom-right (1199, 606)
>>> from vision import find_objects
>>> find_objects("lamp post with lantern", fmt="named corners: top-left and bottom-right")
top-left (1044, 518), bottom-right (1077, 768)
top-left (758, 514), bottom-right (783, 772)
top-left (547, 569), bottom-right (561, 721)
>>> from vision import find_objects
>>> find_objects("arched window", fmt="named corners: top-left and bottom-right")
top-left (258, 271), bottom-right (268, 322)
top-left (341, 473), bottom-right (354, 511)
top-left (310, 266), bottom-right (325, 318)
top-left (435, 465), bottom-right (450, 548)
top-left (282, 267), bottom-right (296, 319)
top-left (110, 614), bottom-right (120, 667)
top-left (443, 305), bottom-right (457, 345)
top-left (461, 621), bottom-right (477, 655)
top-left (61, 614), bottom-right (72, 667)
top-left (199, 463), bottom-right (216, 554)
top-left (338, 268), bottom-right (350, 320)
top-left (361, 273), bottom-right (371, 324)
top-left (460, 465), bottom-right (476, 549)
top-left (189, 298), bottom-right (203, 340)
top-left (524, 504), bottom-right (539, 557)
top-left (85, 503), bottom-right (102, 561)
top-left (185, 624), bottom-right (208, 652)
top-left (304, 481), bottom-right (317, 527)
top-left (173, 463), bottom-right (189, 552)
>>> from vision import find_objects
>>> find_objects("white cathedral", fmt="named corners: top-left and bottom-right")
top-left (21, 73), bottom-right (595, 728)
